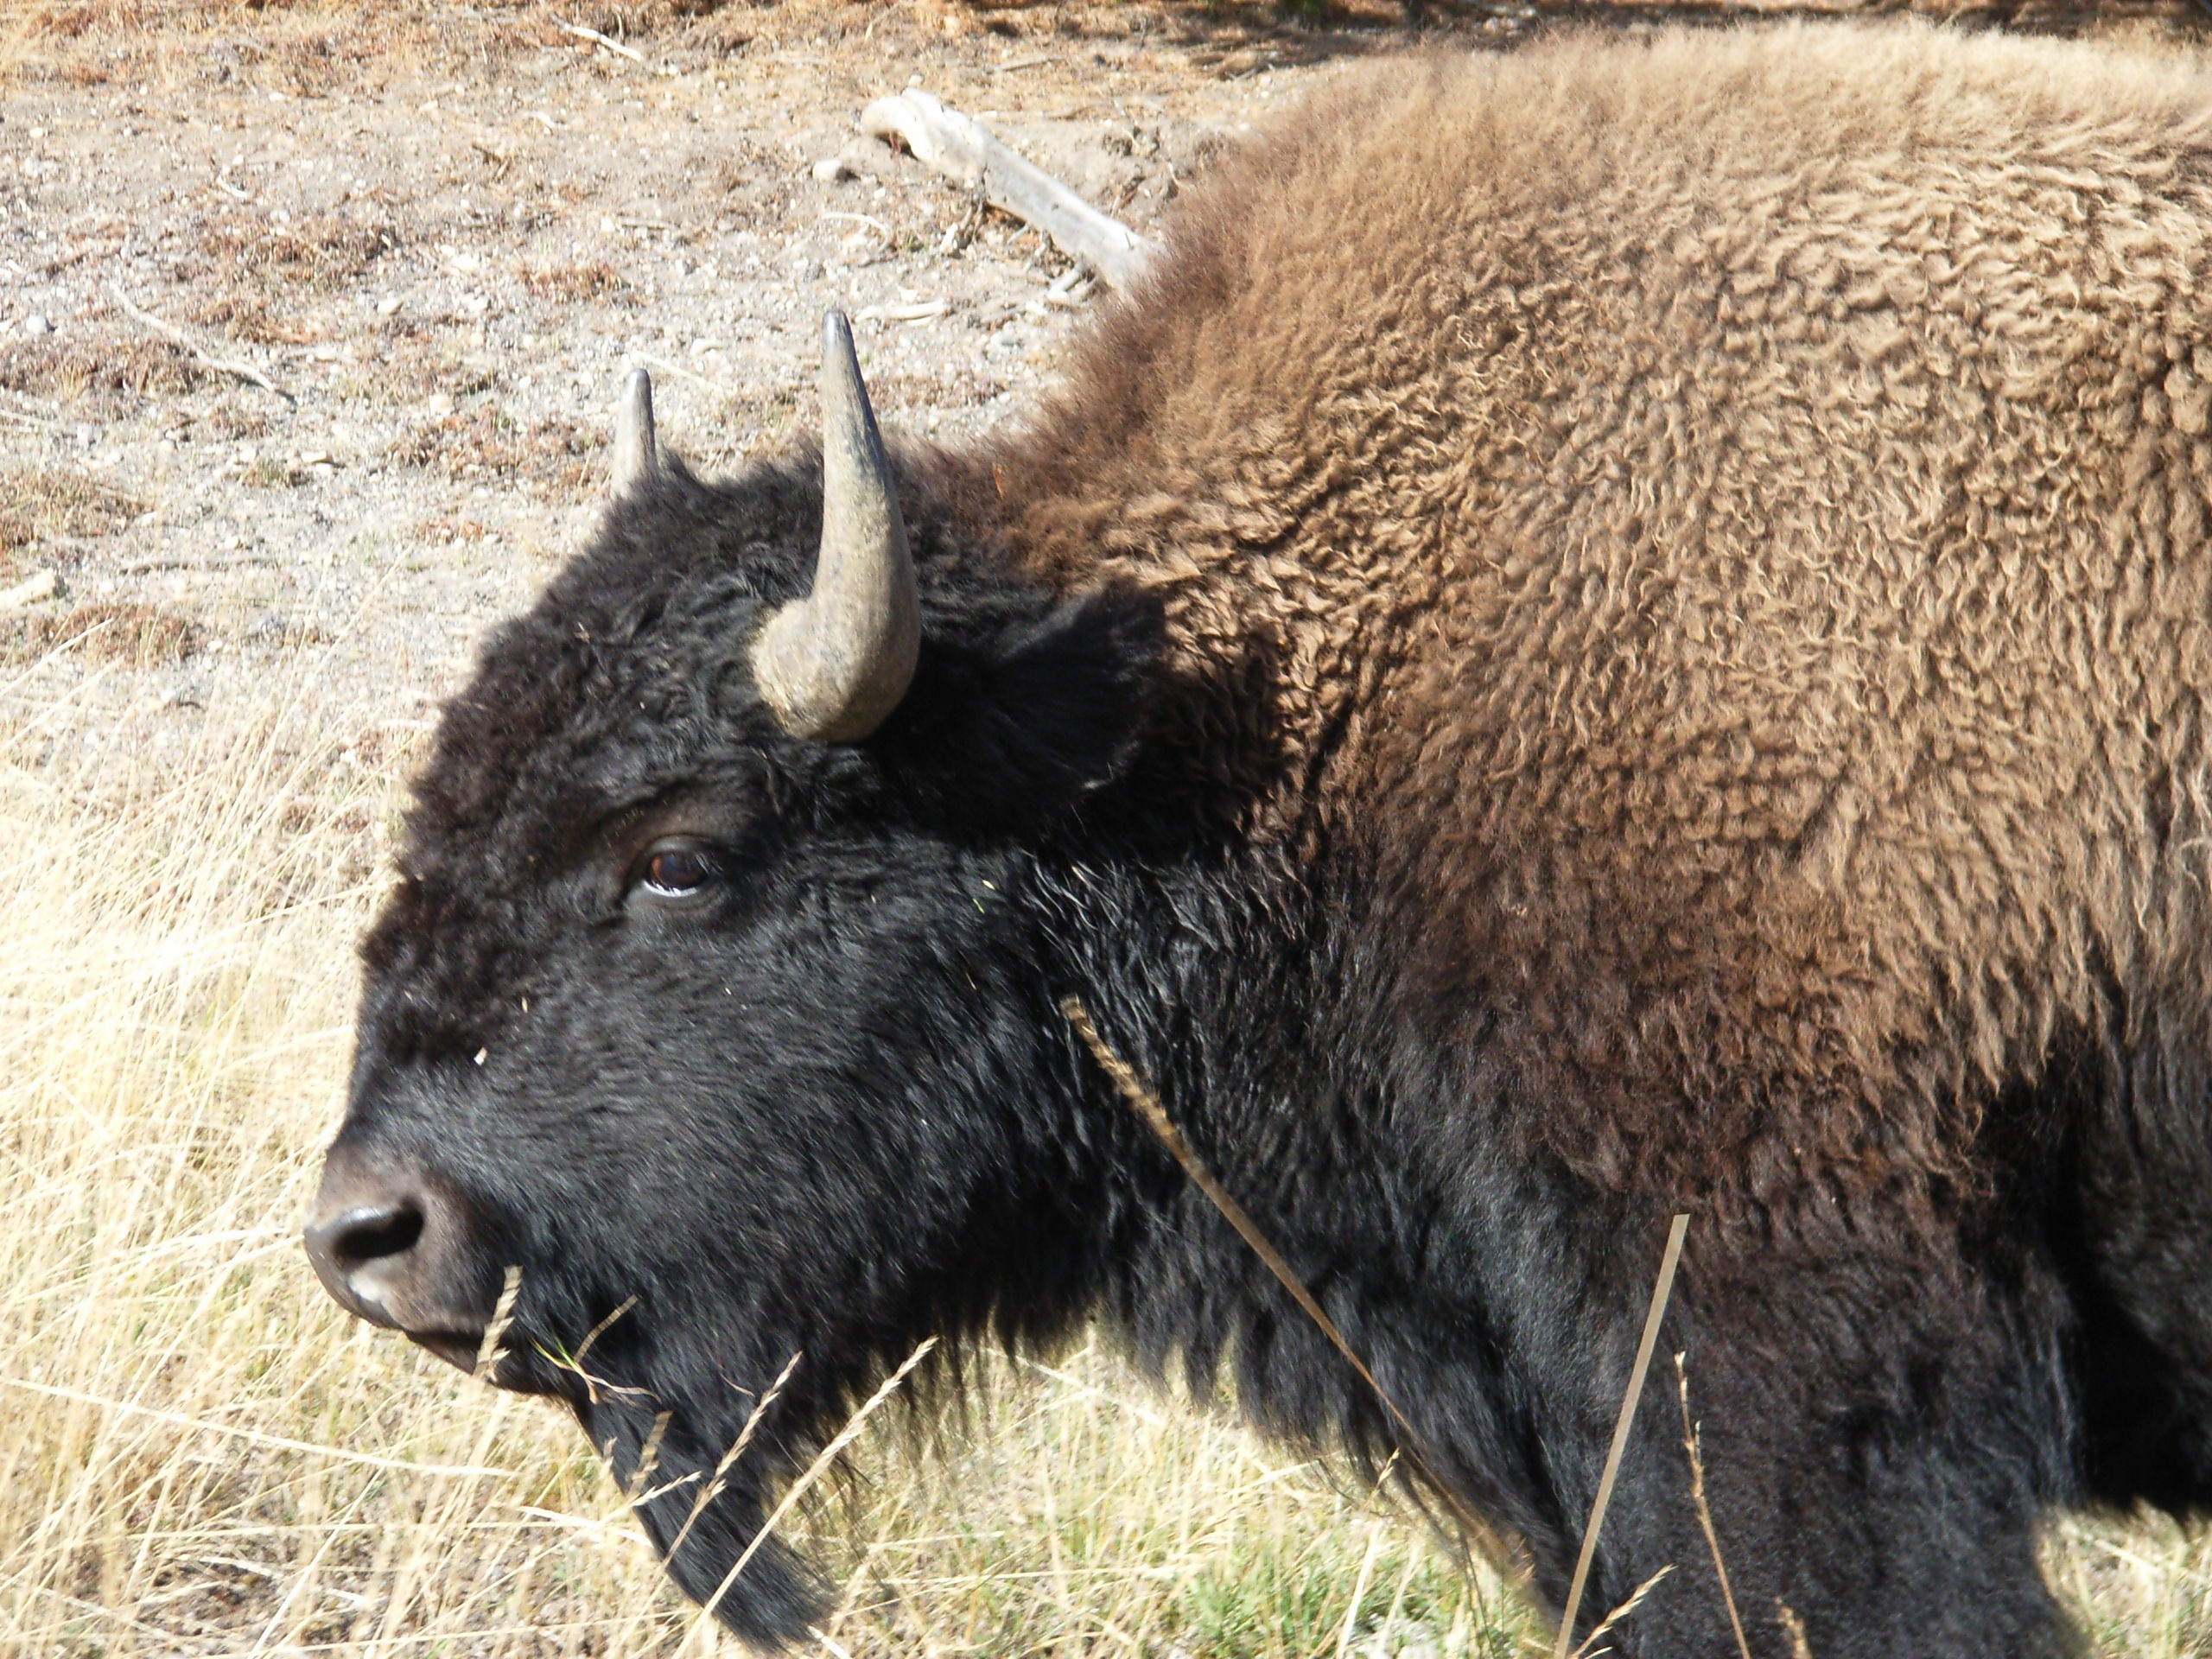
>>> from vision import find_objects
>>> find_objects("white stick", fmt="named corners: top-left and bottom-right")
top-left (556, 18), bottom-right (647, 65)
top-left (107, 280), bottom-right (294, 404)
top-left (861, 90), bottom-right (1160, 292)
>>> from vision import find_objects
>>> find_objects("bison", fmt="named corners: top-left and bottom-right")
top-left (306, 22), bottom-right (2212, 1656)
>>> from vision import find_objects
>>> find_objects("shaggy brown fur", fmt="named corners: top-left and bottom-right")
top-left (979, 22), bottom-right (2212, 1229)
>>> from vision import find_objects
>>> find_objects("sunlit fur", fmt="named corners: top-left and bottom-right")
top-left (339, 24), bottom-right (2212, 1657)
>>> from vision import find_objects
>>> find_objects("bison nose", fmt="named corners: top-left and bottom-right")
top-left (303, 1196), bottom-right (424, 1316)
top-left (303, 1153), bottom-right (496, 1370)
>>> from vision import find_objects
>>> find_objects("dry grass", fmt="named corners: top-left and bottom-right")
top-left (0, 466), bottom-right (143, 566)
top-left (0, 334), bottom-right (204, 419)
top-left (386, 408), bottom-right (605, 500)
top-left (0, 675), bottom-right (1540, 1657)
top-left (3, 669), bottom-right (2212, 1656)
top-left (520, 262), bottom-right (634, 308)
top-left (181, 211), bottom-right (399, 346)
top-left (0, 601), bottom-right (200, 667)
top-left (191, 212), bottom-right (398, 294)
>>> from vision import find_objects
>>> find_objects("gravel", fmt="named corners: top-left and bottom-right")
top-left (0, 10), bottom-right (1323, 766)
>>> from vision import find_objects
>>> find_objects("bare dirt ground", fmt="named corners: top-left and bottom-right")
top-left (5, 0), bottom-right (2202, 768)
top-left (0, 2), bottom-right (1439, 799)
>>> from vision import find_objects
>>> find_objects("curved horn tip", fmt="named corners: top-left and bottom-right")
top-left (612, 366), bottom-right (658, 494)
top-left (749, 311), bottom-right (918, 743)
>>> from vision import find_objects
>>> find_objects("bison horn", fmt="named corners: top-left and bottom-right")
top-left (750, 311), bottom-right (918, 741)
top-left (613, 366), bottom-right (659, 493)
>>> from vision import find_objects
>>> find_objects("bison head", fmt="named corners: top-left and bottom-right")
top-left (304, 316), bottom-right (1161, 1643)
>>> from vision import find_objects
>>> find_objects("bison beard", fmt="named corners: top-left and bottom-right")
top-left (591, 1393), bottom-right (817, 1643)
top-left (308, 22), bottom-right (2212, 1659)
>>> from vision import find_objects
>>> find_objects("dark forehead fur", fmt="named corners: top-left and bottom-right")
top-left (403, 454), bottom-right (812, 855)
top-left (389, 448), bottom-right (1160, 935)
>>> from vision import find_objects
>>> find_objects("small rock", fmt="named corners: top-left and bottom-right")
top-left (0, 569), bottom-right (61, 609)
top-left (376, 296), bottom-right (402, 317)
top-left (811, 156), bottom-right (856, 184)
top-left (22, 314), bottom-right (51, 336)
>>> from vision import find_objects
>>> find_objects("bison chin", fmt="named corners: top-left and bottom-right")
top-left (584, 1395), bottom-right (829, 1647)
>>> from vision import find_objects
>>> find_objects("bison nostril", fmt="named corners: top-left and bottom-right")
top-left (304, 1162), bottom-right (497, 1358)
top-left (325, 1200), bottom-right (425, 1265)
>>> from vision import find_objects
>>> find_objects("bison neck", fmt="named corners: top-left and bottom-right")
top-left (1006, 841), bottom-right (1643, 1584)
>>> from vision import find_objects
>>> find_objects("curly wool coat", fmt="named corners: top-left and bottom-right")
top-left (334, 22), bottom-right (2212, 1659)
top-left (995, 24), bottom-right (2212, 1226)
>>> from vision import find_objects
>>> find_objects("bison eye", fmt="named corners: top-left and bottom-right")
top-left (632, 841), bottom-right (724, 904)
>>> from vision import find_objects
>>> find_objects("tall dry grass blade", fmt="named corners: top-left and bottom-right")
top-left (1335, 1519), bottom-right (1385, 1659)
top-left (1551, 1212), bottom-right (1690, 1659)
top-left (0, 1377), bottom-right (513, 1478)
top-left (574, 1294), bottom-right (640, 1370)
top-left (624, 1411), bottom-right (671, 1503)
top-left (1675, 1352), bottom-right (1751, 1659)
top-left (1777, 1600), bottom-right (1815, 1659)
top-left (662, 1349), bottom-right (806, 1567)
top-left (1567, 1564), bottom-right (1675, 1659)
top-left (1063, 996), bottom-right (1512, 1563)
top-left (474, 1266), bottom-right (524, 1382)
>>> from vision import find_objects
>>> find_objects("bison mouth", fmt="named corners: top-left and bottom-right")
top-left (302, 1160), bottom-right (863, 1644)
top-left (409, 1328), bottom-right (499, 1375)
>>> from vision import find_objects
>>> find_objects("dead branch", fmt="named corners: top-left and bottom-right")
top-left (106, 280), bottom-right (294, 405)
top-left (554, 18), bottom-right (647, 66)
top-left (861, 90), bottom-right (1160, 293)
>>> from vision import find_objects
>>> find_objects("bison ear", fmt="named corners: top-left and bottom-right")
top-left (883, 585), bottom-right (1164, 819)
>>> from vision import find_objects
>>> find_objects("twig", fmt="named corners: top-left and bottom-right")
top-left (1675, 1354), bottom-right (1751, 1659)
top-left (106, 280), bottom-right (294, 404)
top-left (555, 17), bottom-right (646, 64)
top-left (861, 90), bottom-right (1160, 291)
top-left (1552, 1213), bottom-right (1691, 1659)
